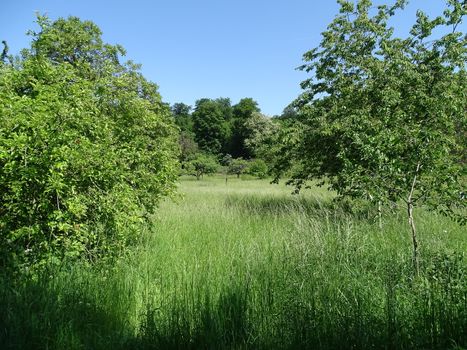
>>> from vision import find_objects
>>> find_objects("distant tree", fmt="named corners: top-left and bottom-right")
top-left (179, 131), bottom-right (198, 166)
top-left (216, 97), bottom-right (234, 121)
top-left (221, 154), bottom-right (233, 167)
top-left (230, 98), bottom-right (261, 158)
top-left (172, 102), bottom-right (191, 116)
top-left (192, 99), bottom-right (229, 155)
top-left (278, 104), bottom-right (299, 121)
top-left (171, 102), bottom-right (193, 134)
top-left (228, 158), bottom-right (249, 178)
top-left (186, 153), bottom-right (219, 180)
top-left (243, 112), bottom-right (276, 158)
top-left (1, 40), bottom-right (10, 64)
top-left (233, 98), bottom-right (260, 120)
top-left (276, 0), bottom-right (467, 273)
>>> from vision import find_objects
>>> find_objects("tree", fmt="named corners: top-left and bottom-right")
top-left (192, 99), bottom-right (229, 155)
top-left (230, 98), bottom-right (261, 158)
top-left (0, 16), bottom-right (179, 272)
top-left (178, 131), bottom-right (198, 166)
top-left (243, 111), bottom-right (277, 158)
top-left (186, 153), bottom-right (219, 180)
top-left (277, 0), bottom-right (467, 273)
top-left (228, 158), bottom-right (249, 178)
top-left (28, 15), bottom-right (125, 79)
top-left (1, 40), bottom-right (10, 64)
top-left (216, 97), bottom-right (234, 121)
top-left (171, 102), bottom-right (193, 134)
top-left (233, 98), bottom-right (260, 120)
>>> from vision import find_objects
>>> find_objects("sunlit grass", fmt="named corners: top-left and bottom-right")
top-left (1, 176), bottom-right (465, 349)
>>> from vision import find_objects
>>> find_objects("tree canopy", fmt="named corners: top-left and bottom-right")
top-left (272, 0), bottom-right (467, 272)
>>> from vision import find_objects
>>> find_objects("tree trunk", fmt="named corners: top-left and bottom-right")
top-left (407, 200), bottom-right (419, 275)
top-left (378, 200), bottom-right (382, 230)
top-left (407, 163), bottom-right (421, 276)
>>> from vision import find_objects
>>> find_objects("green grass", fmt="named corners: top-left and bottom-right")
top-left (1, 176), bottom-right (466, 349)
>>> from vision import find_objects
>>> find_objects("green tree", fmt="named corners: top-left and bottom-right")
top-left (171, 102), bottom-right (193, 134)
top-left (233, 98), bottom-right (260, 120)
top-left (28, 15), bottom-right (125, 78)
top-left (243, 111), bottom-right (277, 158)
top-left (277, 0), bottom-right (467, 273)
top-left (230, 98), bottom-right (261, 158)
top-left (1, 40), bottom-right (10, 64)
top-left (186, 153), bottom-right (219, 180)
top-left (192, 99), bottom-right (229, 155)
top-left (228, 158), bottom-right (249, 178)
top-left (216, 97), bottom-right (234, 121)
top-left (0, 16), bottom-right (179, 272)
top-left (179, 131), bottom-right (199, 166)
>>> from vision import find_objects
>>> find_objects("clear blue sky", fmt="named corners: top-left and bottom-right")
top-left (1, 1), bottom-right (464, 116)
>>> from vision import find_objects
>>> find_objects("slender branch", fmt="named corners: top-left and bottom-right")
top-left (407, 162), bottom-right (421, 204)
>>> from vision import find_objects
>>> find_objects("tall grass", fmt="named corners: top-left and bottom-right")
top-left (1, 176), bottom-right (466, 349)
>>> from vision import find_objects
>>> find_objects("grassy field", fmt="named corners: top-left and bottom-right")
top-left (1, 176), bottom-right (466, 349)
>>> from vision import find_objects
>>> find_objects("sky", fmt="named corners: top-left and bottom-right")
top-left (1, 1), bottom-right (464, 116)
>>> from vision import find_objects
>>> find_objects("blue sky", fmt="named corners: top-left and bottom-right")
top-left (1, 1), bottom-right (464, 116)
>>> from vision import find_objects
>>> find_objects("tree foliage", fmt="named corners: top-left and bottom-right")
top-left (230, 98), bottom-right (261, 158)
top-left (0, 16), bottom-right (179, 272)
top-left (247, 159), bottom-right (269, 179)
top-left (186, 153), bottom-right (219, 180)
top-left (172, 102), bottom-right (193, 134)
top-left (228, 158), bottom-right (249, 178)
top-left (243, 111), bottom-right (277, 158)
top-left (274, 0), bottom-right (467, 272)
top-left (192, 99), bottom-right (229, 155)
top-left (178, 131), bottom-right (199, 165)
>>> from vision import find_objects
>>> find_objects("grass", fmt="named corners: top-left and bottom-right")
top-left (1, 175), bottom-right (466, 349)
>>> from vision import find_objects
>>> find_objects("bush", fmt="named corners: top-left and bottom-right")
top-left (247, 159), bottom-right (268, 179)
top-left (0, 16), bottom-right (179, 273)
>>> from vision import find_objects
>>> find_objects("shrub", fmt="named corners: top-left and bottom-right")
top-left (247, 159), bottom-right (268, 179)
top-left (0, 16), bottom-right (179, 272)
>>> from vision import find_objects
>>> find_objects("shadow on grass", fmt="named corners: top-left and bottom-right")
top-left (130, 255), bottom-right (467, 350)
top-left (133, 285), bottom-right (250, 350)
top-left (2, 254), bottom-right (465, 350)
top-left (0, 272), bottom-right (132, 350)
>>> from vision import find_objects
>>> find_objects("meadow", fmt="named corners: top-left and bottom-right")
top-left (1, 176), bottom-right (466, 349)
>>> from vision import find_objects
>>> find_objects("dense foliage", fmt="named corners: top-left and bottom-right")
top-left (192, 98), bottom-right (230, 155)
top-left (0, 16), bottom-right (179, 272)
top-left (272, 0), bottom-right (467, 271)
top-left (184, 153), bottom-right (219, 180)
top-left (170, 95), bottom-right (281, 181)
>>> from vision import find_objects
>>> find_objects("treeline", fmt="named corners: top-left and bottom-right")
top-left (171, 98), bottom-right (291, 179)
